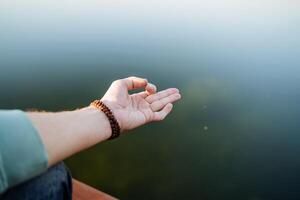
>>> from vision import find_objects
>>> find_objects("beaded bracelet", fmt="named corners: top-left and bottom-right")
top-left (90, 100), bottom-right (121, 140)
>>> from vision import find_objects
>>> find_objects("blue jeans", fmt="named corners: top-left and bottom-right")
top-left (0, 162), bottom-right (72, 200)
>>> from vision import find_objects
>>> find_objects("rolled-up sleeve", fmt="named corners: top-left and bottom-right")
top-left (0, 110), bottom-right (48, 194)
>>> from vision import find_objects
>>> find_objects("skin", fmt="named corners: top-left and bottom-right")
top-left (27, 77), bottom-right (181, 167)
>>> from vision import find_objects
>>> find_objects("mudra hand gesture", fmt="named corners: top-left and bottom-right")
top-left (101, 76), bottom-right (181, 132)
top-left (27, 76), bottom-right (181, 166)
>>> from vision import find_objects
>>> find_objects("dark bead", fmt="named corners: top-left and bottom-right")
top-left (91, 100), bottom-right (120, 140)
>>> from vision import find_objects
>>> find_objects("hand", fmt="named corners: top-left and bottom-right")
top-left (100, 76), bottom-right (181, 132)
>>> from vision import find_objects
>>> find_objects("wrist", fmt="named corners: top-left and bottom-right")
top-left (90, 100), bottom-right (122, 140)
top-left (79, 106), bottom-right (112, 141)
top-left (99, 99), bottom-right (124, 133)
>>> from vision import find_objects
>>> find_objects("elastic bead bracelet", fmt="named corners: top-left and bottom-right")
top-left (90, 100), bottom-right (121, 140)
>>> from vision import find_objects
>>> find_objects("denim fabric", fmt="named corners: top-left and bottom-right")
top-left (0, 162), bottom-right (72, 200)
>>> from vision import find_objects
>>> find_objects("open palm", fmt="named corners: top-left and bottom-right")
top-left (100, 77), bottom-right (181, 132)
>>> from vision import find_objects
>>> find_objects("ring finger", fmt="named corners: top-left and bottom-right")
top-left (150, 93), bottom-right (181, 111)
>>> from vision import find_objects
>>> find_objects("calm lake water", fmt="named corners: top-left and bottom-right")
top-left (1, 0), bottom-right (300, 199)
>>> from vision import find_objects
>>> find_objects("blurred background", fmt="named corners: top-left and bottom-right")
top-left (1, 0), bottom-right (300, 199)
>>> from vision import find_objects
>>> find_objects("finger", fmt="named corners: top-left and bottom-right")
top-left (145, 83), bottom-right (157, 95)
top-left (153, 103), bottom-right (173, 121)
top-left (136, 91), bottom-right (149, 98)
top-left (146, 88), bottom-right (179, 104)
top-left (150, 93), bottom-right (181, 111)
top-left (123, 76), bottom-right (148, 91)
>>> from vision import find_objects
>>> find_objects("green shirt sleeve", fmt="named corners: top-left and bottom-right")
top-left (0, 110), bottom-right (48, 194)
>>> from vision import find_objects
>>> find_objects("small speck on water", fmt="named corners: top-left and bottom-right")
top-left (203, 126), bottom-right (208, 131)
top-left (203, 105), bottom-right (207, 109)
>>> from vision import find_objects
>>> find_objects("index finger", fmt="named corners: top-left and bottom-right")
top-left (123, 76), bottom-right (148, 90)
top-left (146, 83), bottom-right (157, 95)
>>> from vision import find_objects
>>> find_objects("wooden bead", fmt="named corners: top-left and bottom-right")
top-left (90, 100), bottom-right (121, 140)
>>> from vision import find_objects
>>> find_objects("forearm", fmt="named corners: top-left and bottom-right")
top-left (0, 77), bottom-right (179, 194)
top-left (26, 76), bottom-right (180, 167)
top-left (27, 106), bottom-right (111, 166)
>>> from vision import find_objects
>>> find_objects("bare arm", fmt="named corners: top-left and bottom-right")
top-left (27, 77), bottom-right (181, 166)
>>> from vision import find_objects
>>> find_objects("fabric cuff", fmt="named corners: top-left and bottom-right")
top-left (0, 110), bottom-right (48, 193)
